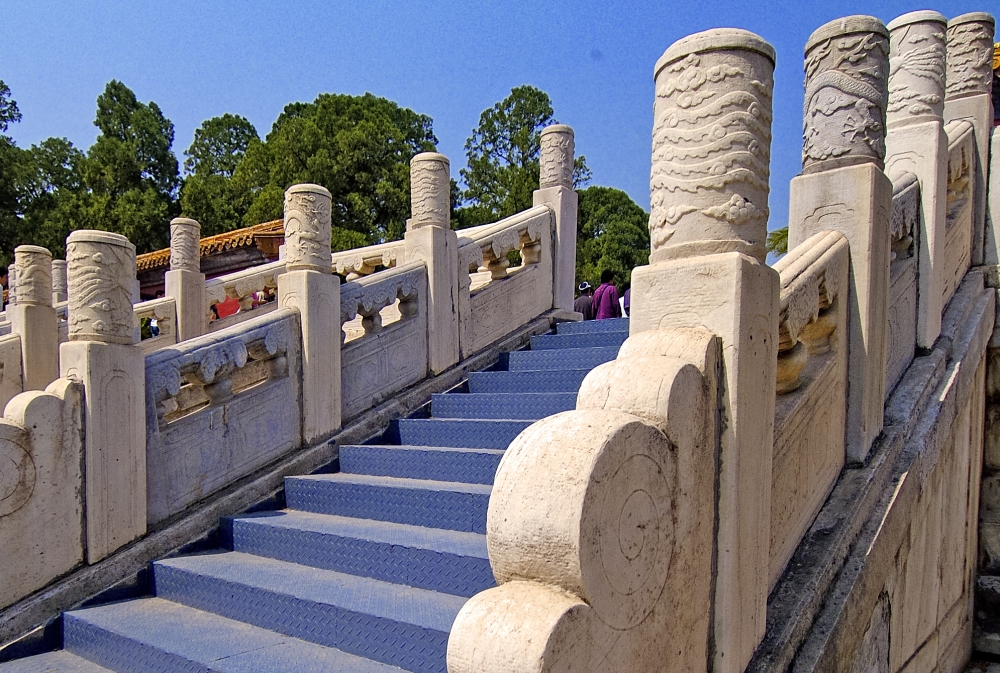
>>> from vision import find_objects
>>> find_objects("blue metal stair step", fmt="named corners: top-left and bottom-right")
top-left (430, 392), bottom-right (576, 420)
top-left (0, 651), bottom-right (114, 673)
top-left (340, 444), bottom-right (502, 484)
top-left (467, 368), bottom-right (592, 393)
top-left (502, 345), bottom-right (620, 371)
top-left (286, 473), bottom-right (491, 533)
top-left (555, 317), bottom-right (629, 334)
top-left (395, 418), bottom-right (531, 449)
top-left (62, 596), bottom-right (400, 673)
top-left (222, 510), bottom-right (493, 597)
top-left (529, 331), bottom-right (628, 350)
top-left (154, 552), bottom-right (462, 673)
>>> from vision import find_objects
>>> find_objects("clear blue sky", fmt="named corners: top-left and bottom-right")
top-left (0, 1), bottom-right (990, 232)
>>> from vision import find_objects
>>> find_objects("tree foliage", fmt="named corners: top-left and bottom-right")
top-left (575, 186), bottom-right (649, 288)
top-left (766, 226), bottom-right (788, 256)
top-left (235, 93), bottom-right (437, 244)
top-left (456, 85), bottom-right (590, 229)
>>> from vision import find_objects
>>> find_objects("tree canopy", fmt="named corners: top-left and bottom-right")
top-left (455, 85), bottom-right (590, 229)
top-left (575, 186), bottom-right (649, 288)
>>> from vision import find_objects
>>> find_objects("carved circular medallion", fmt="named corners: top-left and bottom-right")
top-left (0, 435), bottom-right (35, 517)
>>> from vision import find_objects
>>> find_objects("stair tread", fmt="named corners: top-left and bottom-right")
top-left (289, 472), bottom-right (492, 495)
top-left (156, 551), bottom-right (467, 633)
top-left (231, 510), bottom-right (489, 559)
top-left (65, 597), bottom-right (401, 672)
top-left (555, 317), bottom-right (629, 334)
top-left (0, 651), bottom-right (115, 673)
top-left (341, 444), bottom-right (505, 456)
top-left (430, 392), bottom-right (576, 419)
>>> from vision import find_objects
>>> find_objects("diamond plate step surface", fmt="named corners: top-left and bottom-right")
top-left (339, 444), bottom-right (502, 484)
top-left (467, 368), bottom-right (592, 393)
top-left (395, 418), bottom-right (532, 449)
top-left (223, 510), bottom-right (493, 597)
top-left (502, 345), bottom-right (620, 371)
top-left (286, 473), bottom-right (491, 533)
top-left (529, 331), bottom-right (628, 350)
top-left (62, 597), bottom-right (401, 673)
top-left (430, 392), bottom-right (576, 420)
top-left (0, 651), bottom-right (115, 673)
top-left (555, 317), bottom-right (630, 334)
top-left (154, 553), bottom-right (464, 673)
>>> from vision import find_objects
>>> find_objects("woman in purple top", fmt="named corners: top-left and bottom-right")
top-left (592, 269), bottom-right (621, 320)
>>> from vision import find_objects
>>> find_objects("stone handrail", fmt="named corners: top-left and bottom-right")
top-left (133, 296), bottom-right (176, 354)
top-left (890, 172), bottom-right (919, 262)
top-left (204, 258), bottom-right (283, 327)
top-left (457, 205), bottom-right (551, 284)
top-left (332, 240), bottom-right (405, 278)
top-left (945, 118), bottom-right (974, 229)
top-left (340, 261), bottom-right (424, 341)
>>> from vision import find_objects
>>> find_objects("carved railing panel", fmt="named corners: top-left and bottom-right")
top-left (941, 119), bottom-right (975, 307)
top-left (204, 259), bottom-right (284, 332)
top-left (457, 206), bottom-right (554, 357)
top-left (133, 296), bottom-right (177, 354)
top-left (144, 309), bottom-right (301, 525)
top-left (770, 230), bottom-right (849, 587)
top-left (0, 333), bottom-right (22, 412)
top-left (340, 263), bottom-right (428, 419)
top-left (887, 173), bottom-right (920, 398)
top-left (332, 240), bottom-right (404, 279)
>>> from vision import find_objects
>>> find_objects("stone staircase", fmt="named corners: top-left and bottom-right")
top-left (1, 318), bottom-right (629, 673)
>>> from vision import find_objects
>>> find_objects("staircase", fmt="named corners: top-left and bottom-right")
top-left (1, 318), bottom-right (629, 673)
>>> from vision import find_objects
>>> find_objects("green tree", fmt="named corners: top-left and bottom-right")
top-left (15, 137), bottom-right (87, 258)
top-left (0, 81), bottom-right (30, 266)
top-left (236, 93), bottom-right (437, 245)
top-left (180, 114), bottom-right (259, 236)
top-left (456, 85), bottom-right (590, 229)
top-left (766, 226), bottom-right (788, 256)
top-left (575, 186), bottom-right (649, 288)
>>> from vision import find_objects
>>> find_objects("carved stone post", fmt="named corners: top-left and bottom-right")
top-left (788, 15), bottom-right (892, 463)
top-left (885, 10), bottom-right (948, 349)
top-left (630, 28), bottom-right (779, 673)
top-left (59, 231), bottom-right (145, 562)
top-left (276, 184), bottom-right (341, 442)
top-left (404, 152), bottom-right (460, 374)
top-left (7, 262), bottom-right (16, 308)
top-left (51, 259), bottom-right (67, 304)
top-left (944, 12), bottom-right (995, 265)
top-left (534, 124), bottom-right (579, 312)
top-left (9, 245), bottom-right (59, 393)
top-left (164, 217), bottom-right (206, 341)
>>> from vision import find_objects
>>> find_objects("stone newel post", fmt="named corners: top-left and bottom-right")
top-left (276, 184), bottom-right (341, 442)
top-left (59, 230), bottom-right (145, 562)
top-left (404, 152), bottom-right (460, 374)
top-left (51, 259), bottom-right (67, 304)
top-left (630, 28), bottom-right (779, 673)
top-left (885, 10), bottom-right (948, 349)
top-left (165, 217), bottom-right (206, 341)
top-left (788, 15), bottom-right (892, 463)
top-left (944, 12), bottom-right (996, 265)
top-left (9, 245), bottom-right (59, 392)
top-left (534, 124), bottom-right (579, 312)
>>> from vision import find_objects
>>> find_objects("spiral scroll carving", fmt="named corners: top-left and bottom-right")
top-left (283, 184), bottom-right (332, 272)
top-left (802, 16), bottom-right (889, 173)
top-left (66, 231), bottom-right (137, 345)
top-left (650, 29), bottom-right (775, 264)
top-left (945, 14), bottom-right (996, 100)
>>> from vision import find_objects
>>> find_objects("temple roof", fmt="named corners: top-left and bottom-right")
top-left (136, 219), bottom-right (283, 272)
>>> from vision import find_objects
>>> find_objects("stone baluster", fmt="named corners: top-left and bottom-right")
top-left (51, 259), bottom-right (67, 304)
top-left (885, 11), bottom-right (948, 349)
top-left (276, 184), bottom-right (341, 443)
top-left (630, 28), bottom-right (779, 673)
top-left (788, 15), bottom-right (892, 463)
top-left (944, 12), bottom-right (995, 265)
top-left (534, 124), bottom-right (578, 312)
top-left (404, 152), bottom-right (460, 374)
top-left (165, 217), bottom-right (206, 341)
top-left (9, 245), bottom-right (59, 393)
top-left (7, 262), bottom-right (16, 307)
top-left (59, 231), bottom-right (145, 562)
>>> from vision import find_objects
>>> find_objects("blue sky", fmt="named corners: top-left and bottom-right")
top-left (0, 1), bottom-right (991, 232)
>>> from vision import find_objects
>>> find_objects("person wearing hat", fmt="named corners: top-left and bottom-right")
top-left (574, 281), bottom-right (595, 320)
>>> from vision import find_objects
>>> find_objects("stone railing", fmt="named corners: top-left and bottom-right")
top-left (770, 230), bottom-right (849, 588)
top-left (332, 240), bottom-right (404, 278)
top-left (0, 332), bottom-right (22, 411)
top-left (144, 308), bottom-right (300, 525)
top-left (942, 118), bottom-right (975, 305)
top-left (204, 258), bottom-right (284, 331)
top-left (457, 205), bottom-right (554, 356)
top-left (340, 262), bottom-right (428, 419)
top-left (887, 172), bottom-right (920, 396)
top-left (133, 296), bottom-right (176, 355)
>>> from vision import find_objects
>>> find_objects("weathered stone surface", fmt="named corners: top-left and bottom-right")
top-left (650, 29), bottom-right (774, 264)
top-left (50, 259), bottom-right (67, 305)
top-left (408, 153), bottom-right (451, 230)
top-left (282, 184), bottom-right (332, 273)
top-left (10, 246), bottom-right (59, 392)
top-left (166, 217), bottom-right (206, 341)
top-left (66, 231), bottom-right (136, 345)
top-left (887, 11), bottom-right (947, 128)
top-left (536, 125), bottom-right (578, 313)
top-left (802, 16), bottom-right (889, 174)
top-left (168, 217), bottom-right (201, 273)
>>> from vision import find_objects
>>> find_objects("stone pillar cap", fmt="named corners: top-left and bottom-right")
top-left (14, 244), bottom-right (51, 256)
top-left (947, 12), bottom-right (995, 28)
top-left (541, 124), bottom-right (574, 137)
top-left (286, 183), bottom-right (332, 198)
top-left (655, 28), bottom-right (775, 78)
top-left (52, 259), bottom-right (67, 266)
top-left (887, 10), bottom-right (946, 31)
top-left (67, 229), bottom-right (135, 253)
top-left (411, 152), bottom-right (450, 164)
top-left (806, 16), bottom-right (887, 51)
top-left (170, 217), bottom-right (200, 227)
